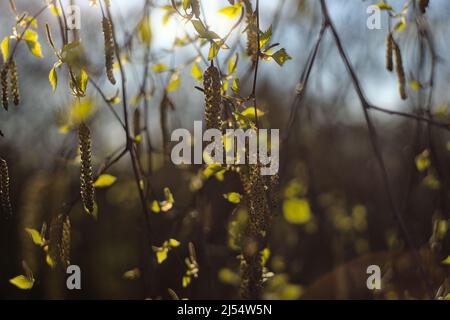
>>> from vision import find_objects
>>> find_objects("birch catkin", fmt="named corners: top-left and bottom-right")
top-left (393, 42), bottom-right (407, 100)
top-left (203, 66), bottom-right (222, 130)
top-left (386, 33), bottom-right (394, 72)
top-left (102, 17), bottom-right (116, 85)
top-left (79, 123), bottom-right (95, 215)
top-left (10, 59), bottom-right (20, 106)
top-left (239, 164), bottom-right (271, 299)
top-left (49, 214), bottom-right (71, 269)
top-left (0, 157), bottom-right (12, 217)
top-left (1, 64), bottom-right (9, 111)
top-left (245, 12), bottom-right (258, 63)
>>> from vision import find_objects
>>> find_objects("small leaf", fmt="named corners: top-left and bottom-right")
top-left (283, 198), bottom-right (312, 225)
top-left (156, 248), bottom-right (168, 264)
top-left (166, 73), bottom-right (180, 92)
top-left (374, 2), bottom-right (393, 10)
top-left (151, 200), bottom-right (161, 213)
top-left (191, 62), bottom-right (202, 81)
top-left (123, 268), bottom-right (141, 280)
top-left (394, 19), bottom-right (407, 32)
top-left (442, 255), bottom-right (450, 265)
top-left (272, 48), bottom-right (292, 66)
top-left (182, 275), bottom-right (191, 288)
top-left (208, 42), bottom-right (220, 61)
top-left (410, 80), bottom-right (421, 91)
top-left (25, 228), bottom-right (44, 246)
top-left (241, 107), bottom-right (265, 118)
top-left (224, 192), bottom-right (241, 204)
top-left (415, 149), bottom-right (430, 172)
top-left (218, 3), bottom-right (242, 19)
top-left (152, 63), bottom-right (168, 73)
top-left (138, 18), bottom-right (152, 45)
top-left (259, 25), bottom-right (272, 48)
top-left (1, 36), bottom-right (9, 63)
top-left (93, 174), bottom-right (117, 188)
top-left (9, 275), bottom-right (34, 290)
top-left (23, 29), bottom-right (43, 58)
top-left (168, 238), bottom-right (180, 247)
top-left (191, 20), bottom-right (220, 40)
top-left (49, 66), bottom-right (58, 91)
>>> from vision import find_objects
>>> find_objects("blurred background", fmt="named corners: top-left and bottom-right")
top-left (0, 0), bottom-right (449, 299)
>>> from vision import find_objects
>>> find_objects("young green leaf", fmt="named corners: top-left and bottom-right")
top-left (23, 29), bottom-right (43, 58)
top-left (9, 275), bottom-right (34, 290)
top-left (272, 48), bottom-right (292, 66)
top-left (1, 36), bottom-right (9, 62)
top-left (25, 228), bottom-right (44, 246)
top-left (93, 174), bottom-right (117, 188)
top-left (224, 192), bottom-right (241, 204)
top-left (218, 3), bottom-right (242, 19)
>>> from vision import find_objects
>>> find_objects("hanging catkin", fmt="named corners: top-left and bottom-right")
top-left (1, 64), bottom-right (9, 111)
top-left (203, 65), bottom-right (222, 130)
top-left (49, 214), bottom-right (71, 269)
top-left (102, 17), bottom-right (116, 85)
top-left (79, 123), bottom-right (95, 215)
top-left (238, 163), bottom-right (271, 299)
top-left (393, 42), bottom-right (407, 100)
top-left (386, 33), bottom-right (394, 72)
top-left (9, 59), bottom-right (20, 106)
top-left (245, 10), bottom-right (258, 63)
top-left (0, 157), bottom-right (12, 217)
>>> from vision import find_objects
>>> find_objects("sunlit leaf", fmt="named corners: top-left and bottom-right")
top-left (191, 62), bottom-right (202, 81)
top-left (415, 149), bottom-right (430, 172)
top-left (218, 3), bottom-right (242, 19)
top-left (25, 228), bottom-right (44, 246)
top-left (241, 107), bottom-right (265, 118)
top-left (138, 18), bottom-right (152, 45)
top-left (168, 238), bottom-right (180, 247)
top-left (283, 198), bottom-right (312, 224)
top-left (9, 275), bottom-right (34, 290)
top-left (93, 174), bottom-right (117, 188)
top-left (373, 2), bottom-right (393, 10)
top-left (271, 48), bottom-right (292, 66)
top-left (166, 73), bottom-right (180, 92)
top-left (224, 192), bottom-right (241, 204)
top-left (49, 66), bottom-right (58, 91)
top-left (208, 41), bottom-right (220, 61)
top-left (1, 36), bottom-right (9, 63)
top-left (23, 29), bottom-right (43, 58)
top-left (442, 255), bottom-right (450, 265)
top-left (156, 248), bottom-right (168, 264)
top-left (123, 268), bottom-right (140, 280)
top-left (259, 25), bottom-right (272, 48)
top-left (152, 63), bottom-right (168, 73)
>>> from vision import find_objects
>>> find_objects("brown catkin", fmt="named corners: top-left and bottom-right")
top-left (0, 157), bottom-right (12, 217)
top-left (203, 66), bottom-right (222, 130)
top-left (79, 123), bottom-right (95, 215)
top-left (1, 64), bottom-right (9, 111)
top-left (386, 33), bottom-right (394, 72)
top-left (238, 163), bottom-right (271, 299)
top-left (102, 17), bottom-right (116, 85)
top-left (419, 0), bottom-right (429, 13)
top-left (393, 42), bottom-right (407, 100)
top-left (9, 59), bottom-right (20, 106)
top-left (49, 214), bottom-right (71, 269)
top-left (245, 11), bottom-right (258, 63)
